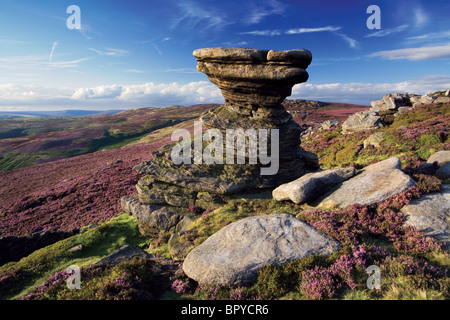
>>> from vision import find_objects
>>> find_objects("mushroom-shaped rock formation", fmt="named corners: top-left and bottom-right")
top-left (122, 47), bottom-right (318, 235)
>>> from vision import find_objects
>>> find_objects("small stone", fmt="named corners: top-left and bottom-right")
top-left (68, 244), bottom-right (83, 253)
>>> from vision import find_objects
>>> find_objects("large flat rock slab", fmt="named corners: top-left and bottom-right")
top-left (182, 213), bottom-right (341, 287)
top-left (401, 184), bottom-right (450, 250)
top-left (272, 167), bottom-right (355, 204)
top-left (318, 157), bottom-right (416, 209)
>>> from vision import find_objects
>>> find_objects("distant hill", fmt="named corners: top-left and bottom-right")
top-left (0, 104), bottom-right (218, 172)
top-left (0, 109), bottom-right (124, 119)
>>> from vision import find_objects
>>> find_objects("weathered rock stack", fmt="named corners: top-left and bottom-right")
top-left (122, 47), bottom-right (318, 236)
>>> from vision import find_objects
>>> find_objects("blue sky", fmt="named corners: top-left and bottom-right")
top-left (0, 0), bottom-right (450, 111)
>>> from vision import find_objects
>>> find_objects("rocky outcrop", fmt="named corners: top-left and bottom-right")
top-left (369, 90), bottom-right (450, 120)
top-left (182, 213), bottom-right (341, 287)
top-left (370, 93), bottom-right (419, 112)
top-left (341, 110), bottom-right (383, 134)
top-left (273, 167), bottom-right (355, 204)
top-left (401, 184), bottom-right (450, 250)
top-left (318, 157), bottom-right (416, 209)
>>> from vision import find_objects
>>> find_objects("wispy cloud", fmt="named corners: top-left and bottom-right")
top-left (244, 0), bottom-right (285, 24)
top-left (335, 33), bottom-right (358, 48)
top-left (407, 30), bottom-right (450, 42)
top-left (0, 55), bottom-right (90, 70)
top-left (365, 24), bottom-right (409, 38)
top-left (88, 47), bottom-right (130, 57)
top-left (368, 44), bottom-right (450, 61)
top-left (50, 15), bottom-right (94, 40)
top-left (239, 30), bottom-right (281, 36)
top-left (152, 43), bottom-right (162, 55)
top-left (414, 7), bottom-right (428, 28)
top-left (49, 41), bottom-right (58, 63)
top-left (164, 68), bottom-right (198, 73)
top-left (286, 26), bottom-right (341, 34)
top-left (0, 39), bottom-right (30, 45)
top-left (239, 25), bottom-right (357, 48)
top-left (125, 69), bottom-right (146, 74)
top-left (171, 1), bottom-right (229, 32)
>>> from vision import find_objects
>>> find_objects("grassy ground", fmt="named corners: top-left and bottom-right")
top-left (0, 213), bottom-right (150, 300)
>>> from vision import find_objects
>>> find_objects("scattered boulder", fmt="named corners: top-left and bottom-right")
top-left (436, 163), bottom-right (450, 180)
top-left (427, 150), bottom-right (450, 166)
top-left (318, 157), bottom-right (416, 209)
top-left (419, 95), bottom-right (436, 104)
top-left (363, 131), bottom-right (386, 149)
top-left (273, 167), bottom-right (355, 204)
top-left (401, 184), bottom-right (450, 250)
top-left (427, 151), bottom-right (450, 179)
top-left (121, 197), bottom-right (183, 236)
top-left (182, 213), bottom-right (341, 287)
top-left (435, 96), bottom-right (450, 104)
top-left (341, 110), bottom-right (383, 134)
top-left (320, 120), bottom-right (339, 130)
top-left (94, 244), bottom-right (154, 267)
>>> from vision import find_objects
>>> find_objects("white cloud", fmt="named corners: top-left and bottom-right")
top-left (365, 24), bottom-right (409, 38)
top-left (70, 81), bottom-right (222, 106)
top-left (291, 75), bottom-right (450, 104)
top-left (2, 76), bottom-right (449, 111)
top-left (368, 44), bottom-right (450, 61)
top-left (88, 47), bottom-right (130, 57)
top-left (71, 85), bottom-right (123, 100)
